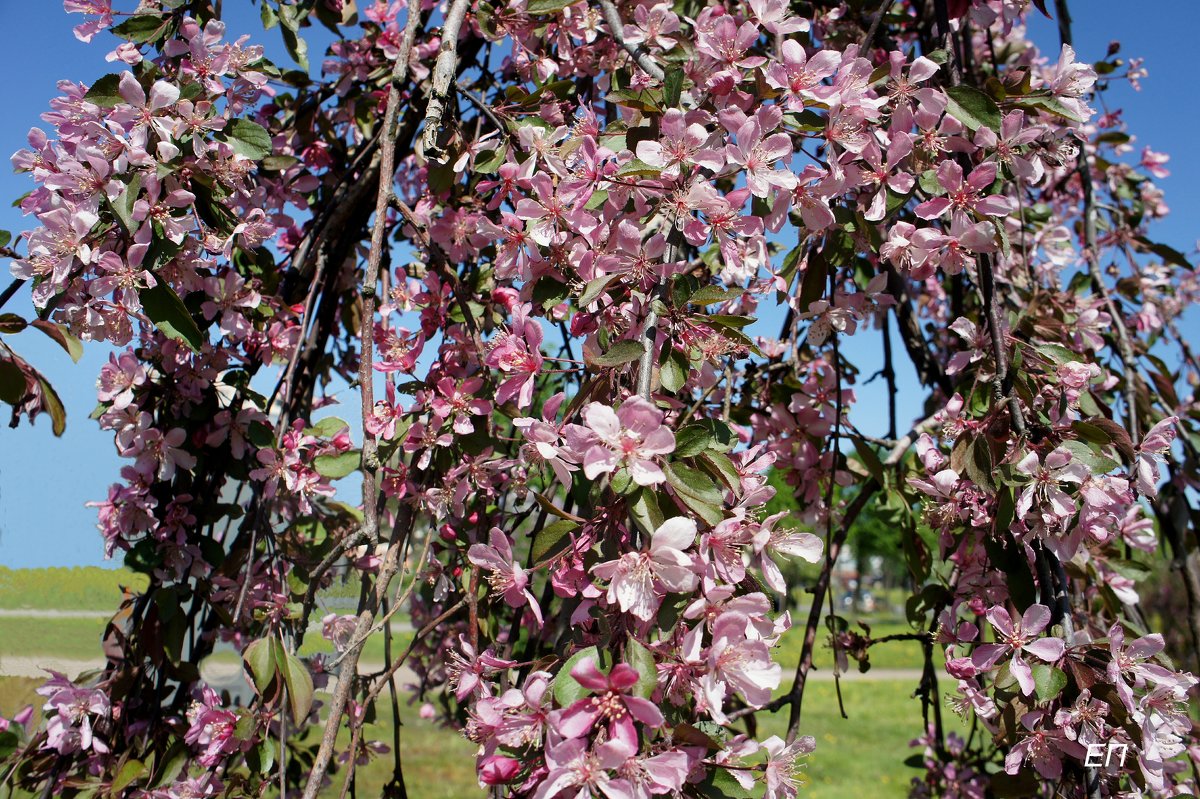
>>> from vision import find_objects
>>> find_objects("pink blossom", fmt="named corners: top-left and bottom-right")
top-left (593, 517), bottom-right (698, 621)
top-left (972, 604), bottom-right (1065, 696)
top-left (552, 658), bottom-right (664, 749)
top-left (1140, 147), bottom-right (1170, 179)
top-left (914, 160), bottom-right (1013, 221)
top-left (1003, 709), bottom-right (1087, 779)
top-left (762, 734), bottom-right (816, 799)
top-left (486, 303), bottom-right (544, 409)
top-left (568, 396), bottom-right (675, 486)
top-left (468, 528), bottom-right (543, 624)
top-left (1135, 416), bottom-right (1176, 497)
top-left (723, 106), bottom-right (797, 198)
top-left (1013, 448), bottom-right (1088, 527)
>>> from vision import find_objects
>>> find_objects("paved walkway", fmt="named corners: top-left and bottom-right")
top-left (0, 608), bottom-right (113, 618)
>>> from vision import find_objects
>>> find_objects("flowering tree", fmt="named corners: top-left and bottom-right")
top-left (1, 0), bottom-right (1198, 797)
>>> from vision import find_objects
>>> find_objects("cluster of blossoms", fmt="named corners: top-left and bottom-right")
top-left (1, 0), bottom-right (1198, 798)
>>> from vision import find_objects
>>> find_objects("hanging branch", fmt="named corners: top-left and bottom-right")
top-left (421, 0), bottom-right (473, 163)
top-left (298, 13), bottom-right (424, 796)
top-left (777, 416), bottom-right (940, 737)
top-left (596, 0), bottom-right (666, 81)
top-left (1052, 0), bottom-right (1139, 441)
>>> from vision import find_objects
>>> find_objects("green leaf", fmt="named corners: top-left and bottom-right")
top-left (674, 425), bottom-right (715, 458)
top-left (624, 639), bottom-right (657, 699)
top-left (111, 173), bottom-right (142, 233)
top-left (260, 0), bottom-right (279, 29)
top-left (305, 417), bottom-right (350, 438)
top-left (1012, 94), bottom-right (1085, 123)
top-left (783, 109), bottom-right (826, 132)
top-left (37, 376), bottom-right (66, 436)
top-left (552, 646), bottom-right (604, 707)
top-left (1030, 663), bottom-right (1067, 702)
top-left (579, 274), bottom-right (620, 308)
top-left (659, 350), bottom-right (688, 393)
top-left (1107, 557), bottom-right (1152, 582)
top-left (593, 339), bottom-right (645, 367)
top-left (532, 275), bottom-right (570, 310)
top-left (149, 742), bottom-right (189, 789)
top-left (0, 360), bottom-right (26, 404)
top-left (474, 143), bottom-right (508, 174)
top-left (261, 154), bottom-right (300, 171)
top-left (1060, 439), bottom-right (1119, 475)
top-left (112, 759), bottom-right (146, 795)
top-left (30, 320), bottom-right (83, 363)
top-left (532, 519), bottom-right (578, 562)
top-left (851, 436), bottom-right (885, 485)
top-left (610, 466), bottom-right (634, 494)
top-left (945, 85), bottom-right (1002, 132)
top-left (223, 118), bottom-right (274, 161)
top-left (84, 74), bottom-right (126, 107)
top-left (918, 169), bottom-right (942, 195)
top-left (706, 314), bottom-right (754, 329)
top-left (312, 449), bottom-right (362, 479)
top-left (1133, 236), bottom-right (1191, 269)
top-left (245, 738), bottom-right (276, 775)
top-left (243, 637), bottom-right (277, 695)
top-left (665, 462), bottom-right (726, 524)
top-left (526, 0), bottom-right (578, 14)
top-left (279, 649), bottom-right (315, 722)
top-left (139, 282), bottom-right (206, 351)
top-left (663, 68), bottom-right (684, 108)
top-left (699, 451), bottom-right (741, 495)
top-left (279, 22), bottom-right (310, 70)
top-left (0, 731), bottom-right (18, 761)
top-left (628, 489), bottom-right (664, 536)
top-left (615, 157), bottom-right (662, 178)
top-left (112, 14), bottom-right (171, 43)
top-left (665, 462), bottom-right (723, 505)
top-left (798, 253), bottom-right (827, 310)
top-left (777, 244), bottom-right (803, 295)
top-left (695, 767), bottom-right (756, 799)
top-left (693, 419), bottom-right (736, 452)
top-left (0, 314), bottom-right (22, 335)
top-left (688, 285), bottom-right (741, 306)
top-left (1035, 343), bottom-right (1078, 366)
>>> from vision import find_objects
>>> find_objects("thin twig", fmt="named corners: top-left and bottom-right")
top-left (298, 8), bottom-right (423, 793)
top-left (780, 415), bottom-right (939, 737)
top-left (421, 0), bottom-right (473, 163)
top-left (596, 0), bottom-right (666, 81)
top-left (857, 0), bottom-right (892, 50)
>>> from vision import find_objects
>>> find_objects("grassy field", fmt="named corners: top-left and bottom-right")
top-left (1, 567), bottom-right (946, 798)
top-left (339, 678), bottom-right (950, 799)
top-left (1, 674), bottom-right (946, 799)
top-left (0, 566), bottom-right (147, 611)
top-left (0, 616), bottom-right (110, 661)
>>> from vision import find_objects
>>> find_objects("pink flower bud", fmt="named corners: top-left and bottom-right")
top-left (478, 755), bottom-right (521, 785)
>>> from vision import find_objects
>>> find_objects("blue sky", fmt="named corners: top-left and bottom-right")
top-left (0, 2), bottom-right (1195, 568)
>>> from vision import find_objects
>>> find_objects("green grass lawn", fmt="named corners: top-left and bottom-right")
top-left (0, 616), bottom-right (110, 661)
top-left (339, 678), bottom-right (952, 799)
top-left (3, 665), bottom-right (948, 799)
top-left (776, 615), bottom-right (942, 674)
top-left (0, 566), bottom-right (147, 611)
top-left (0, 676), bottom-right (40, 718)
top-left (0, 567), bottom-right (947, 799)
